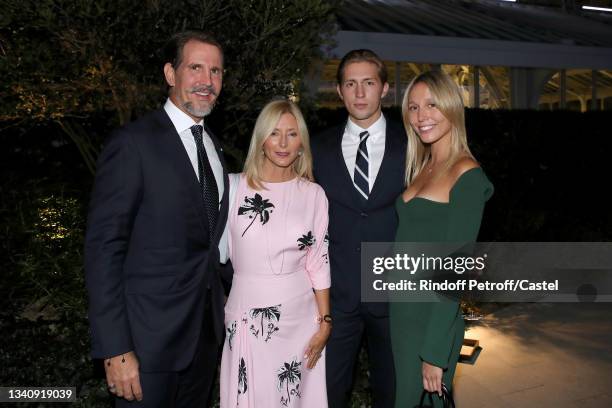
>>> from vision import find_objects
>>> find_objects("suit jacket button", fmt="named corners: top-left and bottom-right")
top-left (360, 212), bottom-right (368, 218)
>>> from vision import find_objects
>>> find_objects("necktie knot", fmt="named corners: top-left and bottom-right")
top-left (359, 130), bottom-right (370, 143)
top-left (191, 124), bottom-right (204, 142)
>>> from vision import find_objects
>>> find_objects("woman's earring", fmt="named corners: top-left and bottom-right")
top-left (298, 150), bottom-right (303, 156)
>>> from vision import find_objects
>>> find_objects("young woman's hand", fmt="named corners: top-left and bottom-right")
top-left (422, 361), bottom-right (443, 396)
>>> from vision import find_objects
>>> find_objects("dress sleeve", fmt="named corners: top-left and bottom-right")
top-left (305, 185), bottom-right (331, 290)
top-left (420, 168), bottom-right (493, 368)
top-left (219, 173), bottom-right (240, 264)
top-left (446, 167), bottom-right (494, 243)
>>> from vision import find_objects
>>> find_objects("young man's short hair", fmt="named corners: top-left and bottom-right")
top-left (336, 49), bottom-right (388, 84)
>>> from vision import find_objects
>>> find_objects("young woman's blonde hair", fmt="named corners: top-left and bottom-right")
top-left (401, 70), bottom-right (474, 185)
top-left (243, 99), bottom-right (314, 189)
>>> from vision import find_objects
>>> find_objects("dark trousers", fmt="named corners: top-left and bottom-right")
top-left (116, 299), bottom-right (219, 407)
top-left (325, 304), bottom-right (396, 408)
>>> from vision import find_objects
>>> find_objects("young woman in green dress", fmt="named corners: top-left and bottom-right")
top-left (390, 70), bottom-right (493, 407)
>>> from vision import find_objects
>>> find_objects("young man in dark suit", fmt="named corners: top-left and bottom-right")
top-left (311, 49), bottom-right (407, 408)
top-left (85, 31), bottom-right (230, 407)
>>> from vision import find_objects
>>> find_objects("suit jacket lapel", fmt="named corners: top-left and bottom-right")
top-left (368, 121), bottom-right (406, 207)
top-left (155, 110), bottom-right (208, 233)
top-left (334, 125), bottom-right (366, 210)
top-left (368, 124), bottom-right (394, 203)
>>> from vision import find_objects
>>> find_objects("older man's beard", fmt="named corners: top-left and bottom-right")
top-left (184, 85), bottom-right (218, 118)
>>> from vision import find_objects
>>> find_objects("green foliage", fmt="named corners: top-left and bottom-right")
top-left (1, 0), bottom-right (340, 173)
top-left (350, 346), bottom-right (374, 407)
top-left (23, 195), bottom-right (85, 312)
top-left (1, 178), bottom-right (86, 311)
top-left (0, 179), bottom-right (111, 406)
top-left (0, 316), bottom-right (112, 407)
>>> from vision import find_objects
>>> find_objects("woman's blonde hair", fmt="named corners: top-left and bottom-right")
top-left (401, 70), bottom-right (474, 185)
top-left (244, 99), bottom-right (313, 189)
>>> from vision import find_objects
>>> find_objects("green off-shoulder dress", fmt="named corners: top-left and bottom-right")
top-left (390, 167), bottom-right (493, 408)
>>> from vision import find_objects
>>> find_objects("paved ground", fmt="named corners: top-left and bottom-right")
top-left (454, 302), bottom-right (612, 407)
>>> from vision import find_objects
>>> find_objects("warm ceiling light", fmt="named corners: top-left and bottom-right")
top-left (582, 5), bottom-right (612, 12)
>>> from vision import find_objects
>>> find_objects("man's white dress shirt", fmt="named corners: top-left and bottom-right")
top-left (341, 113), bottom-right (387, 191)
top-left (164, 98), bottom-right (224, 205)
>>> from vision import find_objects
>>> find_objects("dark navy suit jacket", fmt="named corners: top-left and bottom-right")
top-left (311, 119), bottom-right (406, 315)
top-left (85, 108), bottom-right (229, 372)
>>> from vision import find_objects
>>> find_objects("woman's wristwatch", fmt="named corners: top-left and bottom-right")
top-left (317, 314), bottom-right (333, 324)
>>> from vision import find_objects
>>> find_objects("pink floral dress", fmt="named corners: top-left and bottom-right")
top-left (220, 175), bottom-right (330, 407)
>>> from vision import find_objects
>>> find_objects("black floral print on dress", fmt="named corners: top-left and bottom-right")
top-left (297, 231), bottom-right (315, 250)
top-left (226, 321), bottom-right (237, 351)
top-left (322, 231), bottom-right (329, 263)
top-left (238, 357), bottom-right (247, 395)
top-left (277, 358), bottom-right (302, 406)
top-left (238, 193), bottom-right (275, 236)
top-left (249, 304), bottom-right (281, 342)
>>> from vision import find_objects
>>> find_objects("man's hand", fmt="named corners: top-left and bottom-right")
top-left (104, 351), bottom-right (143, 401)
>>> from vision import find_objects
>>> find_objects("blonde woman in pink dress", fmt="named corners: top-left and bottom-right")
top-left (219, 99), bottom-right (331, 407)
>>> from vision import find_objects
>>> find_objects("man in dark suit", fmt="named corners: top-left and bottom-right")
top-left (311, 49), bottom-right (407, 408)
top-left (85, 31), bottom-right (230, 407)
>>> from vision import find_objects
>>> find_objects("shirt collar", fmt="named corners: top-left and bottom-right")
top-left (346, 113), bottom-right (386, 140)
top-left (163, 98), bottom-right (204, 135)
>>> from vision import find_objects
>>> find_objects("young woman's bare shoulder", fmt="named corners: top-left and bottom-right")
top-left (451, 156), bottom-right (480, 179)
